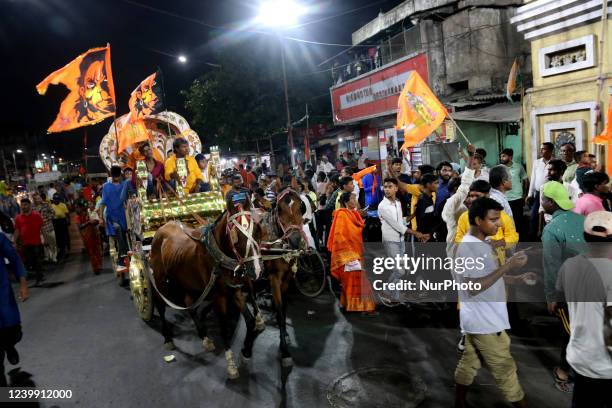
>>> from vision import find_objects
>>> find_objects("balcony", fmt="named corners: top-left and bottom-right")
top-left (331, 27), bottom-right (422, 87)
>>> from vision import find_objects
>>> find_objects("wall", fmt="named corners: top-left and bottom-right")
top-left (456, 120), bottom-right (502, 167)
top-left (442, 7), bottom-right (529, 94)
top-left (522, 19), bottom-right (612, 172)
top-left (530, 20), bottom-right (612, 88)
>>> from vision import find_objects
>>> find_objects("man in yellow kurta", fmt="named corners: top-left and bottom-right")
top-left (455, 205), bottom-right (518, 265)
top-left (164, 137), bottom-right (204, 194)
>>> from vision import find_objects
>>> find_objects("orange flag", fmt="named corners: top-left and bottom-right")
top-left (593, 96), bottom-right (612, 173)
top-left (37, 45), bottom-right (116, 133)
top-left (506, 58), bottom-right (519, 102)
top-left (397, 71), bottom-right (447, 150)
top-left (115, 115), bottom-right (150, 154)
top-left (128, 69), bottom-right (164, 122)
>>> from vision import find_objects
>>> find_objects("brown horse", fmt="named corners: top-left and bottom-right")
top-left (258, 187), bottom-right (306, 367)
top-left (149, 197), bottom-right (264, 379)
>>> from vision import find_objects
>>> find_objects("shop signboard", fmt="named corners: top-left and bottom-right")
top-left (330, 53), bottom-right (428, 125)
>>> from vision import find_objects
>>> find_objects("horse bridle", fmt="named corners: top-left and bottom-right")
top-left (225, 204), bottom-right (262, 278)
top-left (269, 188), bottom-right (308, 247)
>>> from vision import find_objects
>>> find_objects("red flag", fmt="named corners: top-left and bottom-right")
top-left (37, 45), bottom-right (116, 133)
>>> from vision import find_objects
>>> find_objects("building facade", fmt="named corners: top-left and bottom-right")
top-left (512, 0), bottom-right (612, 172)
top-left (325, 0), bottom-right (531, 169)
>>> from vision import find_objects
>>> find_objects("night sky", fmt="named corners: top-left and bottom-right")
top-left (0, 0), bottom-right (404, 162)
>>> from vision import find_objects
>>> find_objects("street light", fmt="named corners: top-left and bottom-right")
top-left (256, 0), bottom-right (307, 27)
top-left (257, 0), bottom-right (308, 168)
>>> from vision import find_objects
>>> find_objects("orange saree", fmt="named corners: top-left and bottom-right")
top-left (327, 208), bottom-right (375, 312)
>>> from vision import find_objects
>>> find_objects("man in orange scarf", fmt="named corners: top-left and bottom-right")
top-left (327, 192), bottom-right (376, 314)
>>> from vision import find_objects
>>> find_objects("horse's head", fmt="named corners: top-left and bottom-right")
top-left (275, 188), bottom-right (305, 250)
top-left (224, 191), bottom-right (263, 278)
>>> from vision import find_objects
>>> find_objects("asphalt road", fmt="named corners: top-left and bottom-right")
top-left (6, 253), bottom-right (572, 408)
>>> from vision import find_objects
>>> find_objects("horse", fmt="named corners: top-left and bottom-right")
top-left (148, 194), bottom-right (264, 379)
top-left (257, 187), bottom-right (307, 367)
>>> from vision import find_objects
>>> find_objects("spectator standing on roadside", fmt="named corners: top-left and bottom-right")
top-left (14, 198), bottom-right (44, 285)
top-left (51, 193), bottom-right (70, 259)
top-left (527, 142), bottom-right (555, 240)
top-left (499, 149), bottom-right (528, 235)
top-left (573, 172), bottom-right (610, 216)
top-left (559, 143), bottom-right (577, 184)
top-left (32, 192), bottom-right (57, 263)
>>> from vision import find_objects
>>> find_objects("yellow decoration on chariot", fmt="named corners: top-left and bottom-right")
top-left (136, 160), bottom-right (148, 201)
top-left (138, 191), bottom-right (225, 231)
top-left (176, 157), bottom-right (188, 198)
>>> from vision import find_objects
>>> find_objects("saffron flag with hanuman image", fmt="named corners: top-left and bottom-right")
top-left (397, 71), bottom-right (447, 150)
top-left (128, 69), bottom-right (164, 122)
top-left (36, 45), bottom-right (116, 133)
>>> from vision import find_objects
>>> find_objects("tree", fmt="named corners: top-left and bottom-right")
top-left (183, 41), bottom-right (286, 151)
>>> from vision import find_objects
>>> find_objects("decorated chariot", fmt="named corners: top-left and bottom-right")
top-left (100, 111), bottom-right (226, 320)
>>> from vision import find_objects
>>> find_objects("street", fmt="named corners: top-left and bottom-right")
top-left (8, 252), bottom-right (571, 408)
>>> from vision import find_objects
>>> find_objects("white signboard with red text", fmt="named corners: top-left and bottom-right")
top-left (331, 53), bottom-right (428, 125)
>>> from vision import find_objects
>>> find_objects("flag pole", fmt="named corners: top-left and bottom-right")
top-left (112, 115), bottom-right (121, 165)
top-left (446, 114), bottom-right (472, 146)
top-left (157, 67), bottom-right (174, 142)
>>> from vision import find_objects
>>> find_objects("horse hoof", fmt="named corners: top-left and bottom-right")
top-left (225, 350), bottom-right (239, 379)
top-left (255, 313), bottom-right (266, 331)
top-left (240, 351), bottom-right (251, 366)
top-left (281, 356), bottom-right (293, 367)
top-left (164, 341), bottom-right (176, 351)
top-left (227, 367), bottom-right (240, 380)
top-left (202, 337), bottom-right (215, 352)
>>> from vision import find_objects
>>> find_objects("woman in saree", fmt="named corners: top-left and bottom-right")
top-left (76, 203), bottom-right (103, 275)
top-left (327, 192), bottom-right (377, 315)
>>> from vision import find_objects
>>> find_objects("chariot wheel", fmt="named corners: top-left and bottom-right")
top-left (129, 253), bottom-right (154, 321)
top-left (294, 250), bottom-right (327, 298)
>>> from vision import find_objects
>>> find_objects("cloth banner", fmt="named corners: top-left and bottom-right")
top-left (115, 115), bottom-right (150, 154)
top-left (128, 69), bottom-right (164, 122)
top-left (37, 45), bottom-right (116, 133)
top-left (397, 71), bottom-right (447, 150)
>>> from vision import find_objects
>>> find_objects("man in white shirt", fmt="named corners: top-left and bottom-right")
top-left (527, 142), bottom-right (554, 240)
top-left (488, 165), bottom-right (514, 220)
top-left (454, 197), bottom-right (531, 408)
top-left (47, 183), bottom-right (57, 202)
top-left (555, 211), bottom-right (612, 407)
top-left (357, 150), bottom-right (367, 170)
top-left (441, 166), bottom-right (475, 256)
top-left (316, 156), bottom-right (334, 175)
top-left (377, 178), bottom-right (424, 304)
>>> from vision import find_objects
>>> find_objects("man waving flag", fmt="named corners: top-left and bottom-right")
top-left (36, 45), bottom-right (116, 133)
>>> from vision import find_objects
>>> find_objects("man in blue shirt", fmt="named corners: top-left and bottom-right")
top-left (0, 232), bottom-right (29, 386)
top-left (99, 166), bottom-right (129, 274)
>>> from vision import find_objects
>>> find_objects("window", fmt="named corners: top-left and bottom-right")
top-left (539, 35), bottom-right (595, 77)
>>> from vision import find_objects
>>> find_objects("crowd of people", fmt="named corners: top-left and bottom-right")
top-left (1, 138), bottom-right (611, 406)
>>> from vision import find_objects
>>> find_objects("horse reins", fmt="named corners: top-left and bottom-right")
top-left (225, 206), bottom-right (262, 278)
